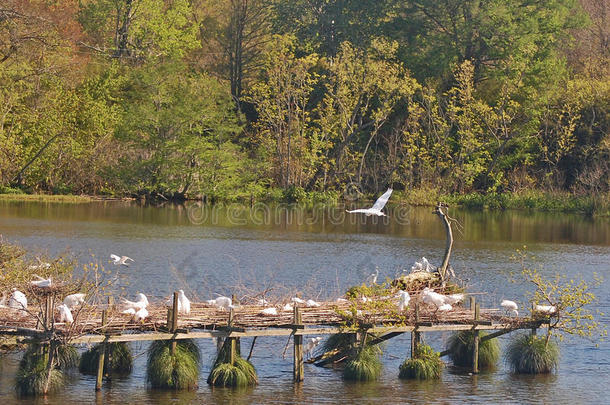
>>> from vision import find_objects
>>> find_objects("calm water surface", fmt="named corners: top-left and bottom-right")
top-left (0, 200), bottom-right (608, 404)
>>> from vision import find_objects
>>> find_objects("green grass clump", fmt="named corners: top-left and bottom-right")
top-left (146, 339), bottom-right (201, 389)
top-left (446, 330), bottom-right (500, 369)
top-left (343, 345), bottom-right (383, 381)
top-left (321, 333), bottom-right (353, 354)
top-left (399, 344), bottom-right (443, 380)
top-left (505, 334), bottom-right (559, 374)
top-left (16, 346), bottom-right (65, 396)
top-left (55, 345), bottom-right (79, 370)
top-left (79, 342), bottom-right (133, 375)
top-left (208, 357), bottom-right (258, 388)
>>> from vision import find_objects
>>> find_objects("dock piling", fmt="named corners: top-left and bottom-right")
top-left (170, 292), bottom-right (179, 355)
top-left (293, 306), bottom-right (304, 382)
top-left (472, 299), bottom-right (480, 374)
top-left (96, 309), bottom-right (108, 391)
top-left (411, 303), bottom-right (421, 358)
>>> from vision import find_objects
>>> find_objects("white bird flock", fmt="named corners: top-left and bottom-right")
top-left (346, 188), bottom-right (393, 217)
top-left (422, 287), bottom-right (465, 312)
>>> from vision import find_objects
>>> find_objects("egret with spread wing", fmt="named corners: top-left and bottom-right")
top-left (346, 188), bottom-right (393, 217)
top-left (110, 254), bottom-right (134, 266)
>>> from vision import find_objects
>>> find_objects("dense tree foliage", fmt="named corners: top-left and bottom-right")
top-left (1, 0), bottom-right (608, 200)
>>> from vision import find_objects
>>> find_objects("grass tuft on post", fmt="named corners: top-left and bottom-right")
top-left (399, 344), bottom-right (443, 380)
top-left (146, 339), bottom-right (201, 389)
top-left (505, 334), bottom-right (559, 374)
top-left (16, 345), bottom-right (65, 396)
top-left (343, 345), bottom-right (383, 381)
top-left (79, 342), bottom-right (133, 375)
top-left (208, 339), bottom-right (258, 388)
top-left (446, 330), bottom-right (500, 369)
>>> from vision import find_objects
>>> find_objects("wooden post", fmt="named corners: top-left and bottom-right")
top-left (170, 291), bottom-right (179, 355)
top-left (472, 300), bottom-right (480, 374)
top-left (232, 294), bottom-right (241, 354)
top-left (96, 310), bottom-right (107, 391)
top-left (44, 295), bottom-right (52, 329)
top-left (293, 306), bottom-right (304, 382)
top-left (435, 202), bottom-right (453, 282)
top-left (411, 302), bottom-right (421, 358)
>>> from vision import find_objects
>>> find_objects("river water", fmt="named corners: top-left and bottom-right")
top-left (0, 200), bottom-right (608, 404)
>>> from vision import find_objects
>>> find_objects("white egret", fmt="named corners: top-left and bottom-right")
top-left (305, 299), bottom-right (321, 307)
top-left (282, 303), bottom-right (294, 311)
top-left (304, 337), bottom-right (323, 358)
top-left (365, 267), bottom-right (379, 285)
top-left (445, 293), bottom-right (465, 305)
top-left (28, 258), bottom-right (51, 270)
top-left (259, 307), bottom-right (278, 316)
top-left (336, 298), bottom-right (348, 303)
top-left (121, 293), bottom-right (149, 311)
top-left (257, 298), bottom-right (270, 306)
top-left (501, 300), bottom-right (518, 316)
top-left (63, 293), bottom-right (86, 309)
top-left (208, 296), bottom-right (232, 310)
top-left (57, 304), bottom-right (73, 324)
top-left (134, 307), bottom-right (149, 322)
top-left (438, 303), bottom-right (453, 312)
top-left (178, 290), bottom-right (191, 315)
top-left (31, 275), bottom-right (52, 289)
top-left (291, 297), bottom-right (306, 305)
top-left (9, 289), bottom-right (27, 310)
top-left (397, 290), bottom-right (410, 311)
top-left (110, 254), bottom-right (134, 266)
top-left (534, 304), bottom-right (557, 315)
top-left (422, 287), bottom-right (446, 309)
top-left (410, 257), bottom-right (435, 273)
top-left (122, 308), bottom-right (136, 315)
top-left (346, 188), bottom-right (393, 217)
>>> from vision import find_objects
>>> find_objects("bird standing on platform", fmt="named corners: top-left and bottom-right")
top-left (501, 300), bottom-right (519, 316)
top-left (110, 254), bottom-right (134, 266)
top-left (9, 289), bottom-right (27, 310)
top-left (397, 290), bottom-right (410, 311)
top-left (134, 307), bottom-right (149, 322)
top-left (422, 287), bottom-right (446, 309)
top-left (259, 307), bottom-right (278, 316)
top-left (122, 293), bottom-right (149, 311)
top-left (291, 297), bottom-right (306, 305)
top-left (346, 188), bottom-right (393, 217)
top-left (57, 304), bottom-right (73, 324)
top-left (534, 304), bottom-right (557, 315)
top-left (31, 275), bottom-right (52, 289)
top-left (63, 293), bottom-right (86, 309)
top-left (208, 296), bottom-right (232, 310)
top-left (178, 290), bottom-right (191, 315)
top-left (305, 299), bottom-right (321, 307)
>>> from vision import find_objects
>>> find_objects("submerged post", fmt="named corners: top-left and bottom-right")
top-left (411, 303), bottom-right (421, 358)
top-left (472, 299), bottom-right (480, 374)
top-left (96, 309), bottom-right (108, 391)
top-left (293, 306), bottom-right (304, 382)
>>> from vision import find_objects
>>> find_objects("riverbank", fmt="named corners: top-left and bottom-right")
top-left (1, 188), bottom-right (608, 216)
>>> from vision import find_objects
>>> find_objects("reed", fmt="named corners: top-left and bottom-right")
top-left (446, 330), bottom-right (500, 369)
top-left (343, 345), bottom-right (383, 381)
top-left (399, 344), bottom-right (443, 380)
top-left (146, 339), bottom-right (201, 389)
top-left (505, 334), bottom-right (559, 374)
top-left (79, 342), bottom-right (133, 375)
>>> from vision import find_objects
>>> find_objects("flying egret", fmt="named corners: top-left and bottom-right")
top-left (365, 267), bottom-right (379, 285)
top-left (346, 188), bottom-right (393, 217)
top-left (110, 254), bottom-right (134, 266)
top-left (534, 304), bottom-right (557, 315)
top-left (31, 275), bottom-right (52, 289)
top-left (9, 289), bottom-right (27, 310)
top-left (305, 299), bottom-right (321, 308)
top-left (121, 293), bottom-right (149, 311)
top-left (259, 307), bottom-right (278, 316)
top-left (501, 300), bottom-right (518, 316)
top-left (134, 307), bottom-right (149, 322)
top-left (397, 290), bottom-right (410, 311)
top-left (57, 304), bottom-right (73, 324)
top-left (63, 293), bottom-right (86, 309)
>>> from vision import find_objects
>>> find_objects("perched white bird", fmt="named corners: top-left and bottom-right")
top-left (305, 299), bottom-right (321, 308)
top-left (304, 337), bottom-right (323, 358)
top-left (501, 300), bottom-right (518, 316)
top-left (257, 298), bottom-right (270, 306)
top-left (28, 258), bottom-right (51, 270)
top-left (336, 298), bottom-right (349, 303)
top-left (134, 307), bottom-right (149, 322)
top-left (422, 288), bottom-right (447, 309)
top-left (122, 308), bottom-right (136, 315)
top-left (110, 254), bottom-right (134, 266)
top-left (9, 289), bottom-right (27, 310)
top-left (445, 293), bottom-right (465, 305)
top-left (259, 307), bottom-right (278, 316)
top-left (208, 296), bottom-right (232, 310)
top-left (438, 303), bottom-right (453, 312)
top-left (291, 297), bottom-right (306, 305)
top-left (346, 188), bottom-right (393, 217)
top-left (361, 296), bottom-right (371, 303)
top-left (63, 293), bottom-right (86, 309)
top-left (166, 290), bottom-right (191, 315)
top-left (534, 304), bottom-right (557, 315)
top-left (282, 303), bottom-right (294, 311)
top-left (122, 293), bottom-right (149, 311)
top-left (397, 290), bottom-right (410, 311)
top-left (57, 304), bottom-right (73, 324)
top-left (365, 267), bottom-right (379, 285)
top-left (31, 276), bottom-right (52, 289)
